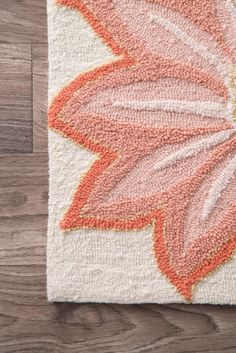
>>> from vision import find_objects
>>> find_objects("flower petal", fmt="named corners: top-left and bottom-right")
top-left (66, 64), bottom-right (228, 130)
top-left (112, 0), bottom-right (230, 75)
top-left (51, 0), bottom-right (236, 300)
top-left (216, 0), bottom-right (236, 60)
top-left (202, 153), bottom-right (236, 219)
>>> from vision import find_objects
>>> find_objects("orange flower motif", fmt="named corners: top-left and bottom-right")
top-left (49, 0), bottom-right (236, 300)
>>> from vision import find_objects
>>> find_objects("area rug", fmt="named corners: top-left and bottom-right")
top-left (47, 0), bottom-right (236, 304)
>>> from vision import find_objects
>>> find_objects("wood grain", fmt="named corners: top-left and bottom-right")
top-left (0, 44), bottom-right (32, 153)
top-left (0, 0), bottom-right (47, 43)
top-left (1, 1), bottom-right (236, 352)
top-left (32, 45), bottom-right (48, 153)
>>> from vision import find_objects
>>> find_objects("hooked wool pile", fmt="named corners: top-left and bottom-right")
top-left (47, 0), bottom-right (236, 303)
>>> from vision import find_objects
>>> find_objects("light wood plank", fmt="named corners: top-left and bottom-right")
top-left (0, 1), bottom-right (47, 43)
top-left (0, 44), bottom-right (32, 153)
top-left (0, 154), bottom-right (48, 266)
top-left (32, 44), bottom-right (48, 153)
top-left (0, 215), bottom-right (46, 266)
top-left (0, 154), bottom-right (48, 217)
top-left (0, 154), bottom-right (48, 188)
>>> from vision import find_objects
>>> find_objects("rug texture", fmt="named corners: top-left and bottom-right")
top-left (47, 0), bottom-right (236, 304)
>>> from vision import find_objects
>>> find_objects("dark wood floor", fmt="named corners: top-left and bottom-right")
top-left (1, 1), bottom-right (236, 352)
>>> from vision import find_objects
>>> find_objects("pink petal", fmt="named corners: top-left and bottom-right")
top-left (216, 0), bottom-right (236, 60)
top-left (83, 77), bottom-right (228, 129)
top-left (112, 0), bottom-right (230, 75)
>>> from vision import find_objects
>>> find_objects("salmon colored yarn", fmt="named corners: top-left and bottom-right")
top-left (49, 0), bottom-right (236, 300)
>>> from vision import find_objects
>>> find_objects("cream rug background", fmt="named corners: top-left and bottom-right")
top-left (47, 0), bottom-right (236, 303)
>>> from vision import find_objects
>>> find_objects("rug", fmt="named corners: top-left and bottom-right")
top-left (47, 0), bottom-right (236, 304)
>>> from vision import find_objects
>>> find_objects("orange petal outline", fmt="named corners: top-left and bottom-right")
top-left (49, 0), bottom-right (236, 301)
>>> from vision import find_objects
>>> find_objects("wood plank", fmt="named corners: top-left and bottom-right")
top-left (0, 0), bottom-right (47, 43)
top-left (0, 185), bottom-right (47, 217)
top-left (32, 45), bottom-right (48, 153)
top-left (0, 154), bottom-right (48, 188)
top-left (0, 215), bottom-right (46, 266)
top-left (0, 44), bottom-right (32, 153)
top-left (0, 154), bottom-right (48, 217)
top-left (0, 154), bottom-right (48, 266)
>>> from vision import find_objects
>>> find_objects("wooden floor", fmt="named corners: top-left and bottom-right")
top-left (1, 1), bottom-right (236, 352)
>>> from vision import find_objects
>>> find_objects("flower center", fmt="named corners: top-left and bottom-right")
top-left (229, 64), bottom-right (236, 123)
